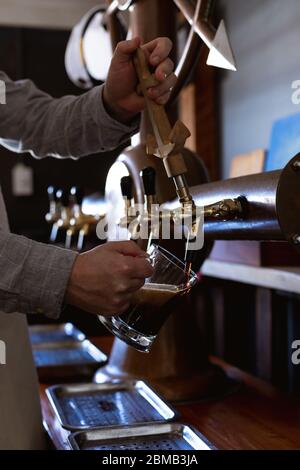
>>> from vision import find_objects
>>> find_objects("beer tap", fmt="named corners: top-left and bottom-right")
top-left (45, 186), bottom-right (60, 224)
top-left (141, 167), bottom-right (157, 213)
top-left (49, 189), bottom-right (71, 243)
top-left (133, 47), bottom-right (244, 261)
top-left (119, 176), bottom-right (137, 232)
top-left (120, 176), bottom-right (134, 217)
top-left (140, 167), bottom-right (159, 248)
top-left (46, 186), bottom-right (62, 242)
top-left (67, 186), bottom-right (102, 251)
top-left (65, 187), bottom-right (84, 249)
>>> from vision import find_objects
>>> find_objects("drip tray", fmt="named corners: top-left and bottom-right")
top-left (33, 340), bottom-right (107, 380)
top-left (29, 323), bottom-right (86, 345)
top-left (46, 381), bottom-right (178, 431)
top-left (68, 423), bottom-right (214, 450)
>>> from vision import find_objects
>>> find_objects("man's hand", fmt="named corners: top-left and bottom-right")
top-left (103, 37), bottom-right (177, 123)
top-left (65, 241), bottom-right (153, 316)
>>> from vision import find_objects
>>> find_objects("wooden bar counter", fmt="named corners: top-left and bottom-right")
top-left (39, 336), bottom-right (300, 450)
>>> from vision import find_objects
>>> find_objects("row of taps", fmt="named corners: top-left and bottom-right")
top-left (45, 186), bottom-right (102, 251)
top-left (120, 167), bottom-right (245, 252)
top-left (46, 168), bottom-right (244, 253)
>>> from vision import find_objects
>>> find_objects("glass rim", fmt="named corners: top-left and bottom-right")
top-left (148, 244), bottom-right (198, 288)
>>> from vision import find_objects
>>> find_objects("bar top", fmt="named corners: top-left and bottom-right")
top-left (40, 336), bottom-right (300, 450)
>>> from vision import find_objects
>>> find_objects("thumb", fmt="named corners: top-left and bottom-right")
top-left (113, 37), bottom-right (141, 64)
top-left (110, 240), bottom-right (148, 258)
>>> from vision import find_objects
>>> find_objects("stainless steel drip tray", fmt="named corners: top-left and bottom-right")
top-left (46, 381), bottom-right (178, 431)
top-left (33, 340), bottom-right (107, 380)
top-left (68, 423), bottom-right (214, 451)
top-left (29, 323), bottom-right (86, 345)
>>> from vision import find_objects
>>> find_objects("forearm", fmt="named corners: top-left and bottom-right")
top-left (0, 230), bottom-right (77, 318)
top-left (0, 71), bottom-right (139, 158)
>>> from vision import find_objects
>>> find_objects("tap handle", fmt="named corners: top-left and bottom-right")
top-left (70, 186), bottom-right (84, 205)
top-left (120, 176), bottom-right (133, 200)
top-left (141, 167), bottom-right (156, 196)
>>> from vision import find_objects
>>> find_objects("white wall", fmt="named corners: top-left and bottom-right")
top-left (219, 0), bottom-right (300, 177)
top-left (0, 0), bottom-right (103, 30)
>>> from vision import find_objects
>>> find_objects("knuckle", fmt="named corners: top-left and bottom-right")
top-left (115, 259), bottom-right (130, 276)
top-left (121, 261), bottom-right (132, 275)
top-left (116, 40), bottom-right (125, 51)
top-left (140, 262), bottom-right (153, 277)
top-left (118, 281), bottom-right (130, 293)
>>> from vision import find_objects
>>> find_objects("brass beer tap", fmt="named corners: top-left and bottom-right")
top-left (67, 187), bottom-right (102, 251)
top-left (45, 186), bottom-right (61, 225)
top-left (46, 186), bottom-right (62, 243)
top-left (49, 189), bottom-right (71, 243)
top-left (133, 47), bottom-right (244, 260)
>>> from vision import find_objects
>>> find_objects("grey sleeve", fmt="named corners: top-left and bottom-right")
top-left (0, 71), bottom-right (139, 158)
top-left (0, 229), bottom-right (77, 318)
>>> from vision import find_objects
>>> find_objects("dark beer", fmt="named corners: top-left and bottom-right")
top-left (99, 245), bottom-right (197, 352)
top-left (119, 283), bottom-right (178, 337)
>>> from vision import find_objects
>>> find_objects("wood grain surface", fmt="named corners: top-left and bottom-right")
top-left (40, 336), bottom-right (300, 450)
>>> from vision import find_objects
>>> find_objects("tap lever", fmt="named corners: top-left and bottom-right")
top-left (141, 167), bottom-right (156, 197)
top-left (120, 176), bottom-right (133, 201)
top-left (133, 48), bottom-right (190, 178)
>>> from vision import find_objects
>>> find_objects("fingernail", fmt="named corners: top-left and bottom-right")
top-left (151, 55), bottom-right (159, 65)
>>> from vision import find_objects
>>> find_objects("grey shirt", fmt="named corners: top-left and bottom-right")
top-left (0, 71), bottom-right (138, 318)
top-left (0, 72), bottom-right (138, 449)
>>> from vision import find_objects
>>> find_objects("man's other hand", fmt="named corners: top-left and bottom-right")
top-left (103, 37), bottom-right (177, 123)
top-left (65, 241), bottom-right (153, 316)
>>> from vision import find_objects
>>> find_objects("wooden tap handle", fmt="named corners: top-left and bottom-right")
top-left (133, 48), bottom-right (158, 90)
top-left (133, 47), bottom-right (189, 177)
top-left (133, 48), bottom-right (172, 144)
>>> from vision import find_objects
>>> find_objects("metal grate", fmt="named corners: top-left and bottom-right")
top-left (33, 348), bottom-right (95, 366)
top-left (58, 390), bottom-right (163, 428)
top-left (30, 331), bottom-right (72, 344)
top-left (81, 434), bottom-right (194, 451)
